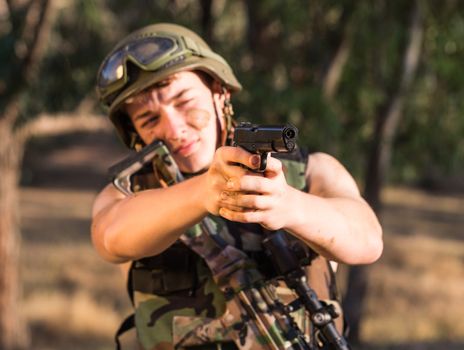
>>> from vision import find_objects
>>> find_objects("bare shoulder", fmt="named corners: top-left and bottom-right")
top-left (306, 152), bottom-right (361, 198)
top-left (92, 184), bottom-right (125, 218)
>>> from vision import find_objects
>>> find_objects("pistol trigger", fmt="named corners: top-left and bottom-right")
top-left (258, 153), bottom-right (267, 172)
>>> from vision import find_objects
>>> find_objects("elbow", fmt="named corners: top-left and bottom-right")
top-left (101, 221), bottom-right (173, 262)
top-left (341, 223), bottom-right (383, 266)
top-left (91, 219), bottom-right (129, 264)
top-left (340, 238), bottom-right (383, 266)
top-left (371, 217), bottom-right (384, 261)
top-left (102, 224), bottom-right (131, 264)
top-left (360, 221), bottom-right (384, 265)
top-left (366, 229), bottom-right (383, 264)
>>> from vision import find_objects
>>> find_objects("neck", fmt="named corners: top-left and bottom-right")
top-left (182, 167), bottom-right (208, 179)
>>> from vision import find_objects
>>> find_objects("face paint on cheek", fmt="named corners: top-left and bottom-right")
top-left (186, 109), bottom-right (211, 130)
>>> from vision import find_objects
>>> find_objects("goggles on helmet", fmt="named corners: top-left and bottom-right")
top-left (97, 31), bottom-right (228, 106)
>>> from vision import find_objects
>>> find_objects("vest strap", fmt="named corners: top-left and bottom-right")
top-left (115, 313), bottom-right (135, 350)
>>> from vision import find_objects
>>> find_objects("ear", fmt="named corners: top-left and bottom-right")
top-left (211, 79), bottom-right (223, 94)
top-left (211, 82), bottom-right (231, 107)
top-left (211, 84), bottom-right (230, 131)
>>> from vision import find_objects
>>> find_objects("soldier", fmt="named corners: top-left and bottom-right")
top-left (91, 23), bottom-right (383, 350)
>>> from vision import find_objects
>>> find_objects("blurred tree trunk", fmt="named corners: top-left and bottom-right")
top-left (0, 1), bottom-right (111, 346)
top-left (0, 1), bottom-right (53, 348)
top-left (343, 0), bottom-right (424, 344)
top-left (322, 19), bottom-right (353, 101)
top-left (364, 1), bottom-right (423, 211)
top-left (199, 0), bottom-right (214, 45)
top-left (243, 1), bottom-right (275, 72)
top-left (0, 125), bottom-right (26, 349)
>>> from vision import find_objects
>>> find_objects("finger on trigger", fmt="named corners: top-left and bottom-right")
top-left (223, 146), bottom-right (259, 169)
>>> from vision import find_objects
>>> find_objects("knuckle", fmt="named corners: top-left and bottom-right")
top-left (243, 211), bottom-right (256, 222)
top-left (216, 146), bottom-right (226, 156)
top-left (227, 211), bottom-right (237, 221)
top-left (262, 178), bottom-right (273, 192)
top-left (252, 178), bottom-right (263, 192)
top-left (227, 165), bottom-right (245, 179)
top-left (210, 176), bottom-right (220, 188)
top-left (235, 177), bottom-right (244, 190)
top-left (210, 158), bottom-right (222, 173)
top-left (248, 196), bottom-right (259, 208)
top-left (214, 148), bottom-right (229, 165)
top-left (212, 177), bottom-right (226, 191)
top-left (237, 196), bottom-right (249, 208)
top-left (241, 176), bottom-right (253, 189)
top-left (220, 146), bottom-right (235, 159)
top-left (229, 195), bottom-right (239, 206)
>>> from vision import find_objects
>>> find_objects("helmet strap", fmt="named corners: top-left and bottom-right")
top-left (129, 132), bottom-right (145, 151)
top-left (220, 86), bottom-right (235, 146)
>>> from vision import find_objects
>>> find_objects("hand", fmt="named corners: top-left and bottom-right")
top-left (217, 155), bottom-right (292, 231)
top-left (203, 146), bottom-right (261, 216)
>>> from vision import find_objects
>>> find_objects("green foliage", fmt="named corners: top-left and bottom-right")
top-left (393, 1), bottom-right (464, 184)
top-left (12, 0), bottom-right (464, 187)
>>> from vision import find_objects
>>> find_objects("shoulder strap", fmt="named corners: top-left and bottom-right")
top-left (126, 261), bottom-right (135, 306)
top-left (273, 147), bottom-right (309, 190)
top-left (114, 261), bottom-right (137, 349)
top-left (115, 313), bottom-right (135, 350)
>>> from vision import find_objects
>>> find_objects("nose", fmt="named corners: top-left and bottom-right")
top-left (160, 107), bottom-right (187, 141)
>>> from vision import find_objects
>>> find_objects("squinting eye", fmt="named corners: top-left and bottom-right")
top-left (141, 116), bottom-right (159, 128)
top-left (176, 98), bottom-right (193, 107)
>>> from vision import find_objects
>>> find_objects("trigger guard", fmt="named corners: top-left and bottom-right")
top-left (258, 154), bottom-right (267, 172)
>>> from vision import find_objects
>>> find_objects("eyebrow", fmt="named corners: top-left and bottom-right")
top-left (133, 88), bottom-right (192, 122)
top-left (164, 88), bottom-right (191, 104)
top-left (133, 110), bottom-right (154, 122)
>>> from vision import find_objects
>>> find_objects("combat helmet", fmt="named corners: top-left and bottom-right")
top-left (96, 23), bottom-right (242, 148)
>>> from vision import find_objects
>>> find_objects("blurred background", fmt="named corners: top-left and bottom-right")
top-left (1, 1), bottom-right (463, 349)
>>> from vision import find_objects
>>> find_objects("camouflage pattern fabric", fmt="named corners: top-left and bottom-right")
top-left (129, 154), bottom-right (343, 350)
top-left (133, 273), bottom-right (227, 350)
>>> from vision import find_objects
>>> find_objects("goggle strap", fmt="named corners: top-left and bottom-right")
top-left (183, 36), bottom-right (203, 56)
top-left (183, 35), bottom-right (229, 67)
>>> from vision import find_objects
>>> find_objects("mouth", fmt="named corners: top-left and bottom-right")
top-left (174, 139), bottom-right (199, 157)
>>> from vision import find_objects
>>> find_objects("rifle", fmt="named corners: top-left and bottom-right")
top-left (108, 124), bottom-right (349, 350)
top-left (233, 123), bottom-right (350, 350)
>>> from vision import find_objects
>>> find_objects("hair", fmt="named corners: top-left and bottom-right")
top-left (195, 70), bottom-right (215, 90)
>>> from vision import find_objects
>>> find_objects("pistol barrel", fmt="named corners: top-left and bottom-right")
top-left (233, 123), bottom-right (298, 154)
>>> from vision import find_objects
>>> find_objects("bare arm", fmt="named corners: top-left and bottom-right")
top-left (218, 151), bottom-right (383, 265)
top-left (91, 146), bottom-right (382, 265)
top-left (288, 152), bottom-right (382, 264)
top-left (91, 175), bottom-right (208, 263)
top-left (91, 147), bottom-right (259, 264)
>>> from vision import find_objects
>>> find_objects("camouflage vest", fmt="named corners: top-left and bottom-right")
top-left (119, 151), bottom-right (344, 350)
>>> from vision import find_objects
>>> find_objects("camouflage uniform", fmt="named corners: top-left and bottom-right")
top-left (122, 152), bottom-right (343, 350)
top-left (95, 23), bottom-right (344, 350)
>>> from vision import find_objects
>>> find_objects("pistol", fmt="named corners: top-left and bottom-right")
top-left (232, 122), bottom-right (298, 171)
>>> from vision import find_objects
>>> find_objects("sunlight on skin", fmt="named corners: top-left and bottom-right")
top-left (186, 108), bottom-right (211, 129)
top-left (123, 72), bottom-right (220, 174)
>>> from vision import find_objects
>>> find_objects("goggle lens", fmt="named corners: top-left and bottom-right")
top-left (98, 36), bottom-right (178, 91)
top-left (98, 49), bottom-right (125, 87)
top-left (128, 37), bottom-right (175, 65)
